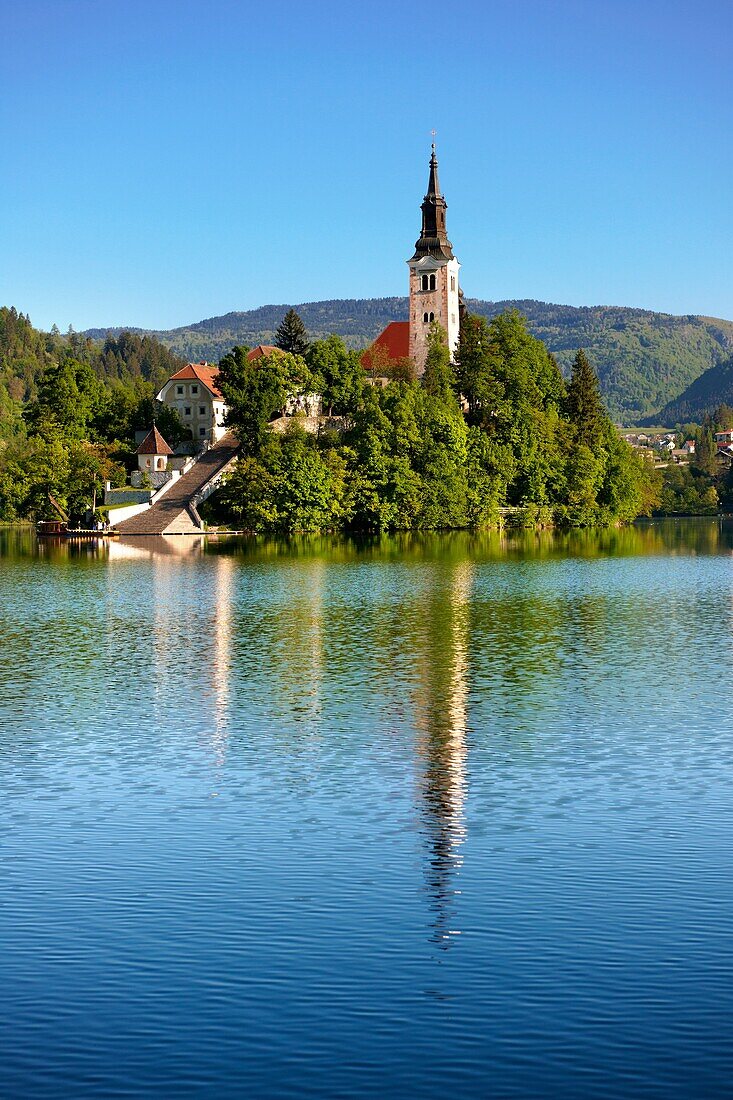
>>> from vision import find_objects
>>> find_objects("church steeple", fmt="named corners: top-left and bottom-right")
top-left (411, 144), bottom-right (454, 261)
top-left (406, 143), bottom-right (461, 374)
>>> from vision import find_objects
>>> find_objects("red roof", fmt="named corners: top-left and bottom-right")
top-left (136, 425), bottom-right (174, 455)
top-left (362, 321), bottom-right (410, 367)
top-left (167, 362), bottom-right (223, 398)
top-left (247, 345), bottom-right (281, 360)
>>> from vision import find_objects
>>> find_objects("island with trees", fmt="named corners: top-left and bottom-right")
top-left (204, 309), bottom-right (658, 533)
top-left (0, 302), bottom-right (691, 533)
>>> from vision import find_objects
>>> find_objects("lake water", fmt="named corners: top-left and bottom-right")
top-left (1, 521), bottom-right (733, 1098)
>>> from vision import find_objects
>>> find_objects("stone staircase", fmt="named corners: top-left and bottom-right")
top-left (116, 432), bottom-right (240, 535)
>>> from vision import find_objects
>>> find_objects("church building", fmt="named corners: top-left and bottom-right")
top-left (368, 145), bottom-right (461, 375)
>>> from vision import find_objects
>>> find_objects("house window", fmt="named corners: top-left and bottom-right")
top-left (191, 385), bottom-right (198, 394)
top-left (199, 406), bottom-right (206, 416)
top-left (199, 427), bottom-right (207, 437)
top-left (184, 406), bottom-right (191, 416)
top-left (429, 274), bottom-right (436, 291)
top-left (176, 386), bottom-right (184, 396)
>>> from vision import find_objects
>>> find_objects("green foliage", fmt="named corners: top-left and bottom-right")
top-left (655, 464), bottom-right (719, 516)
top-left (213, 311), bottom-right (655, 534)
top-left (84, 298), bottom-right (733, 422)
top-left (216, 423), bottom-right (348, 533)
top-left (693, 425), bottom-right (717, 476)
top-left (0, 308), bottom-right (188, 519)
top-left (275, 308), bottom-right (309, 356)
top-left (305, 335), bottom-right (365, 416)
top-left (216, 346), bottom-right (318, 455)
top-left (422, 322), bottom-right (456, 405)
top-left (655, 354), bottom-right (733, 425)
top-left (567, 349), bottom-right (603, 447)
top-left (0, 305), bottom-right (659, 529)
top-left (24, 357), bottom-right (105, 443)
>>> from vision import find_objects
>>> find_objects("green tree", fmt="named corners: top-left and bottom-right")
top-left (454, 313), bottom-right (505, 429)
top-left (24, 357), bottom-right (104, 443)
top-left (422, 322), bottom-right (456, 405)
top-left (566, 349), bottom-right (604, 447)
top-left (693, 424), bottom-right (717, 476)
top-left (216, 346), bottom-right (290, 454)
top-left (218, 423), bottom-right (348, 532)
top-left (275, 309), bottom-right (309, 356)
top-left (305, 335), bottom-right (364, 416)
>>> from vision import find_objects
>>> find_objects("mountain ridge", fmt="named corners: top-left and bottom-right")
top-left (83, 297), bottom-right (733, 421)
top-left (651, 353), bottom-right (733, 424)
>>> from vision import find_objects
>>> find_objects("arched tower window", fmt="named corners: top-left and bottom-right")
top-left (429, 274), bottom-right (436, 291)
top-left (429, 312), bottom-right (435, 322)
top-left (420, 274), bottom-right (429, 291)
top-left (423, 312), bottom-right (429, 323)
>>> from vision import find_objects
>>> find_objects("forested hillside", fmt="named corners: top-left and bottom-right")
top-left (85, 298), bottom-right (733, 421)
top-left (0, 306), bottom-right (188, 520)
top-left (652, 354), bottom-right (733, 425)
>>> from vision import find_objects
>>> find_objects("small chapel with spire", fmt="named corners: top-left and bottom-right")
top-left (367, 143), bottom-right (462, 375)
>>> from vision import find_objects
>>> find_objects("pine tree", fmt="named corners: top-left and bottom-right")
top-left (567, 349), bottom-right (604, 447)
top-left (422, 322), bottom-right (456, 405)
top-left (275, 309), bottom-right (309, 355)
top-left (693, 423), bottom-right (717, 476)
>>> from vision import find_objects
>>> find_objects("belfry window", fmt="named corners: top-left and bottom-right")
top-left (420, 274), bottom-right (429, 291)
top-left (429, 274), bottom-right (436, 291)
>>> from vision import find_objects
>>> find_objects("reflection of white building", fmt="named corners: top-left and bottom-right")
top-left (108, 535), bottom-right (233, 768)
top-left (158, 362), bottom-right (228, 444)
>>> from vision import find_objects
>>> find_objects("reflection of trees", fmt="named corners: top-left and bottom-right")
top-left (412, 562), bottom-right (473, 948)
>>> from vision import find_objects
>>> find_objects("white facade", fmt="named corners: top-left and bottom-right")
top-left (157, 375), bottom-right (228, 444)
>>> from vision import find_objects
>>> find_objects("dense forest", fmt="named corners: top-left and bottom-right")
top-left (85, 297), bottom-right (733, 422)
top-left (202, 311), bottom-right (657, 534)
top-left (0, 306), bottom-right (187, 521)
top-left (652, 353), bottom-right (733, 424)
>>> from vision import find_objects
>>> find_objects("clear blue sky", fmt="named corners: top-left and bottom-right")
top-left (1, 0), bottom-right (731, 331)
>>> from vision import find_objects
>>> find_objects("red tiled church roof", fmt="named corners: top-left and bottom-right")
top-left (361, 321), bottom-right (410, 370)
top-left (373, 322), bottom-right (409, 360)
top-left (136, 425), bottom-right (174, 455)
top-left (247, 344), bottom-right (281, 360)
top-left (167, 362), bottom-right (223, 398)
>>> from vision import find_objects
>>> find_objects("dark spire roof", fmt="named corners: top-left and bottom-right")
top-left (410, 143), bottom-right (454, 262)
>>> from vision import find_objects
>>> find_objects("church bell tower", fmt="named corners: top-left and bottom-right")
top-left (407, 144), bottom-right (461, 374)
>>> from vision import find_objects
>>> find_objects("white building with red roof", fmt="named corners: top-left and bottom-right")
top-left (136, 425), bottom-right (174, 473)
top-left (157, 362), bottom-right (228, 444)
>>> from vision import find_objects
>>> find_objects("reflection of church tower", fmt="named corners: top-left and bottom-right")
top-left (209, 552), bottom-right (235, 765)
top-left (407, 145), bottom-right (461, 373)
top-left (413, 561), bottom-right (472, 947)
